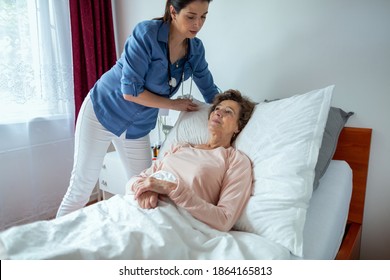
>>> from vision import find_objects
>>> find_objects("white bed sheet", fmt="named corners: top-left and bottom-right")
top-left (293, 160), bottom-right (353, 260)
top-left (0, 195), bottom-right (290, 260)
top-left (0, 160), bottom-right (351, 260)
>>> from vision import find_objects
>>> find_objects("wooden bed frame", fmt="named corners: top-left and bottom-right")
top-left (333, 127), bottom-right (372, 260)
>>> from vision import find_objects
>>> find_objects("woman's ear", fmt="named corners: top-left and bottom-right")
top-left (235, 124), bottom-right (240, 134)
top-left (169, 5), bottom-right (177, 20)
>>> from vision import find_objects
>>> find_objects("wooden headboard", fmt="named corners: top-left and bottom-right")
top-left (333, 127), bottom-right (372, 259)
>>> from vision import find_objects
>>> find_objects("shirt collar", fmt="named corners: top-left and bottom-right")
top-left (157, 21), bottom-right (169, 43)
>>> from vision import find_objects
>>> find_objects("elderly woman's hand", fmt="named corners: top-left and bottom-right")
top-left (134, 177), bottom-right (176, 201)
top-left (136, 191), bottom-right (158, 209)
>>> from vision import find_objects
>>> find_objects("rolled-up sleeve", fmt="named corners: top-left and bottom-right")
top-left (120, 23), bottom-right (154, 96)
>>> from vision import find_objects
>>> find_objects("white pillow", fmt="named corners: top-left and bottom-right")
top-left (158, 99), bottom-right (210, 158)
top-left (159, 86), bottom-right (333, 257)
top-left (234, 86), bottom-right (333, 257)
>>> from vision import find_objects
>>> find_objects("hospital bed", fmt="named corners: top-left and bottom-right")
top-left (0, 87), bottom-right (371, 259)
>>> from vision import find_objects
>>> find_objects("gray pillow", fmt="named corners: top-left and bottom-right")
top-left (313, 107), bottom-right (354, 190)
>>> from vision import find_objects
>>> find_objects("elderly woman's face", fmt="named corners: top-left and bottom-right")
top-left (208, 100), bottom-right (240, 137)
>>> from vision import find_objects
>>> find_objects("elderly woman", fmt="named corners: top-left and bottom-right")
top-left (130, 89), bottom-right (256, 232)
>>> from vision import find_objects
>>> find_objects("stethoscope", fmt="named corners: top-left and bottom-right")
top-left (167, 40), bottom-right (193, 99)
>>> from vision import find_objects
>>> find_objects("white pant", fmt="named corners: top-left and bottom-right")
top-left (56, 95), bottom-right (152, 217)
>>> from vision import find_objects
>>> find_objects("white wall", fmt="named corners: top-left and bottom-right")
top-left (0, 117), bottom-right (74, 230)
top-left (112, 0), bottom-right (390, 259)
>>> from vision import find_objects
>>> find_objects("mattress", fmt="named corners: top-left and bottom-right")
top-left (293, 160), bottom-right (353, 259)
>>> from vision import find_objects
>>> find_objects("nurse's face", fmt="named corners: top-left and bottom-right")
top-left (170, 1), bottom-right (209, 38)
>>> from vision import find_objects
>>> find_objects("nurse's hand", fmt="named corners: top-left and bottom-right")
top-left (171, 98), bottom-right (199, 112)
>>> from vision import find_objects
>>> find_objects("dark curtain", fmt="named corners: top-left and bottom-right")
top-left (69, 0), bottom-right (117, 119)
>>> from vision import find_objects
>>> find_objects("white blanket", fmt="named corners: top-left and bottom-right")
top-left (0, 195), bottom-right (289, 260)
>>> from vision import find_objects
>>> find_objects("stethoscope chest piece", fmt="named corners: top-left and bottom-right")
top-left (169, 77), bottom-right (177, 88)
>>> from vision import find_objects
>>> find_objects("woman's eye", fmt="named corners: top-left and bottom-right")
top-left (215, 107), bottom-right (233, 115)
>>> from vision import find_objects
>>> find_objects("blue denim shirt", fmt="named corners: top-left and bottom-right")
top-left (90, 20), bottom-right (219, 139)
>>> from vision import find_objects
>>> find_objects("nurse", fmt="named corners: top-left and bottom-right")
top-left (57, 0), bottom-right (219, 217)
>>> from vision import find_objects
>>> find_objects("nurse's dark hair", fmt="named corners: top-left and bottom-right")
top-left (154, 0), bottom-right (213, 22)
top-left (209, 89), bottom-right (256, 143)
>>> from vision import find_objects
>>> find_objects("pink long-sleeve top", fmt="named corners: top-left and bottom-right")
top-left (130, 144), bottom-right (253, 232)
